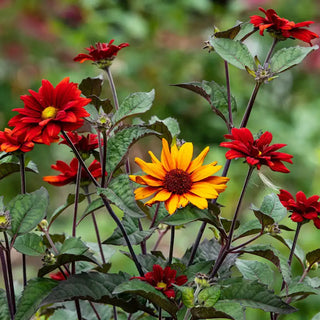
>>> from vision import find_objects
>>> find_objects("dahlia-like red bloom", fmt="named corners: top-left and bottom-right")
top-left (131, 264), bottom-right (187, 298)
top-left (220, 128), bottom-right (293, 173)
top-left (250, 7), bottom-right (319, 45)
top-left (50, 271), bottom-right (68, 281)
top-left (43, 158), bottom-right (106, 186)
top-left (9, 78), bottom-right (91, 145)
top-left (59, 132), bottom-right (99, 153)
top-left (73, 40), bottom-right (129, 64)
top-left (278, 189), bottom-right (320, 228)
top-left (0, 128), bottom-right (34, 153)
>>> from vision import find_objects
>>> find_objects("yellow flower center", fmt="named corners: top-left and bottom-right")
top-left (41, 106), bottom-right (58, 120)
top-left (258, 151), bottom-right (262, 156)
top-left (0, 216), bottom-right (7, 225)
top-left (163, 169), bottom-right (192, 195)
top-left (157, 282), bottom-right (167, 289)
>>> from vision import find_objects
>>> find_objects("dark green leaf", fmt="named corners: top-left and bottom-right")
top-left (198, 286), bottom-right (221, 307)
top-left (113, 279), bottom-right (178, 317)
top-left (281, 281), bottom-right (320, 299)
top-left (14, 233), bottom-right (46, 256)
top-left (306, 248), bottom-right (320, 268)
top-left (79, 76), bottom-right (103, 97)
top-left (8, 187), bottom-right (49, 237)
top-left (214, 301), bottom-right (245, 320)
top-left (271, 45), bottom-right (319, 74)
top-left (136, 253), bottom-right (166, 273)
top-left (113, 90), bottom-right (155, 124)
top-left (0, 161), bottom-right (38, 180)
top-left (59, 237), bottom-right (89, 255)
top-left (106, 126), bottom-right (156, 174)
top-left (89, 96), bottom-right (113, 113)
top-left (235, 259), bottom-right (273, 286)
top-left (15, 278), bottom-right (58, 320)
top-left (104, 215), bottom-right (155, 246)
top-left (190, 306), bottom-right (234, 319)
top-left (0, 196), bottom-right (5, 211)
top-left (184, 261), bottom-right (214, 282)
top-left (220, 279), bottom-right (296, 314)
top-left (147, 116), bottom-right (180, 143)
top-left (98, 174), bottom-right (145, 218)
top-left (0, 289), bottom-right (10, 320)
top-left (209, 38), bottom-right (254, 70)
top-left (214, 24), bottom-right (241, 39)
top-left (233, 219), bottom-right (262, 239)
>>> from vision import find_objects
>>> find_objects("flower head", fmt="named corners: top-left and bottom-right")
top-left (250, 7), bottom-right (319, 45)
top-left (220, 128), bottom-right (293, 173)
top-left (9, 78), bottom-right (91, 145)
top-left (49, 271), bottom-right (68, 281)
top-left (43, 158), bottom-right (106, 186)
top-left (130, 138), bottom-right (229, 215)
top-left (131, 264), bottom-right (187, 298)
top-left (0, 128), bottom-right (34, 153)
top-left (73, 40), bottom-right (129, 68)
top-left (278, 189), bottom-right (320, 228)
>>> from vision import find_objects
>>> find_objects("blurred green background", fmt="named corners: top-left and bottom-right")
top-left (1, 0), bottom-right (320, 318)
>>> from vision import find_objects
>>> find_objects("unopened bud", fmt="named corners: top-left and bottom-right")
top-left (42, 250), bottom-right (56, 265)
top-left (95, 112), bottom-right (112, 132)
top-left (0, 211), bottom-right (11, 232)
top-left (38, 219), bottom-right (48, 231)
top-left (265, 223), bottom-right (281, 236)
top-left (195, 273), bottom-right (210, 288)
top-left (306, 260), bottom-right (318, 270)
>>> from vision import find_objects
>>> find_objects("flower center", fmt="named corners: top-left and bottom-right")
top-left (163, 169), bottom-right (192, 195)
top-left (41, 106), bottom-right (58, 120)
top-left (156, 281), bottom-right (167, 289)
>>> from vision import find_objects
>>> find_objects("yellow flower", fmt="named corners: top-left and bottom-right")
top-left (130, 138), bottom-right (229, 215)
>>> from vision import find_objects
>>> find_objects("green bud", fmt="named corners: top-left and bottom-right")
top-left (42, 250), bottom-right (56, 265)
top-left (0, 211), bottom-right (11, 232)
top-left (38, 219), bottom-right (48, 231)
top-left (195, 273), bottom-right (210, 288)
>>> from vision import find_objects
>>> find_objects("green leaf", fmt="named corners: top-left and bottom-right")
top-left (209, 38), bottom-right (254, 70)
top-left (306, 248), bottom-right (320, 268)
top-left (15, 278), bottom-right (58, 320)
top-left (104, 215), bottom-right (155, 245)
top-left (198, 286), bottom-right (221, 307)
top-left (281, 281), bottom-right (320, 299)
top-left (8, 187), bottom-right (49, 237)
top-left (271, 45), bottom-right (319, 74)
top-left (214, 301), bottom-right (245, 320)
top-left (113, 90), bottom-right (155, 124)
top-left (0, 161), bottom-right (38, 180)
top-left (14, 233), bottom-right (46, 256)
top-left (147, 116), bottom-right (180, 143)
top-left (59, 237), bottom-right (89, 255)
top-left (190, 306), bottom-right (234, 319)
top-left (233, 219), bottom-right (262, 239)
top-left (106, 126), bottom-right (156, 174)
top-left (0, 289), bottom-right (10, 320)
top-left (282, 238), bottom-right (305, 266)
top-left (113, 279), bottom-right (178, 317)
top-left (220, 279), bottom-right (296, 314)
top-left (235, 259), bottom-right (274, 286)
top-left (312, 312), bottom-right (320, 320)
top-left (79, 76), bottom-right (103, 97)
top-left (98, 174), bottom-right (145, 218)
top-left (178, 286), bottom-right (194, 308)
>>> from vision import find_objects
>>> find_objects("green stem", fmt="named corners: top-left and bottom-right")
top-left (105, 67), bottom-right (120, 110)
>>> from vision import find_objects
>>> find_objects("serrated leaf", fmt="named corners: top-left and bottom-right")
top-left (220, 279), bottom-right (296, 314)
top-left (98, 174), bottom-right (145, 218)
top-left (0, 161), bottom-right (38, 180)
top-left (271, 45), bottom-right (318, 74)
top-left (235, 259), bottom-right (273, 286)
top-left (147, 116), bottom-right (180, 143)
top-left (79, 76), bottom-right (103, 97)
top-left (190, 306), bottom-right (234, 319)
top-left (106, 126), bottom-right (156, 174)
top-left (282, 238), bottom-right (305, 266)
top-left (214, 301), bottom-right (245, 320)
top-left (281, 281), bottom-right (320, 299)
top-left (177, 286), bottom-right (194, 308)
top-left (113, 279), bottom-right (178, 317)
top-left (8, 187), bottom-right (49, 238)
top-left (233, 219), bottom-right (262, 239)
top-left (59, 237), bottom-right (89, 255)
top-left (113, 90), bottom-right (155, 124)
top-left (0, 289), bottom-right (10, 320)
top-left (14, 233), bottom-right (46, 256)
top-left (306, 248), bottom-right (320, 267)
top-left (15, 278), bottom-right (58, 320)
top-left (209, 38), bottom-right (254, 70)
top-left (103, 215), bottom-right (155, 246)
top-left (198, 286), bottom-right (221, 307)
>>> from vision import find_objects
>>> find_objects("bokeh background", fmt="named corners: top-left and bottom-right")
top-left (1, 0), bottom-right (320, 318)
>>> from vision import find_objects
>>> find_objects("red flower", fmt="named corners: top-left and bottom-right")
top-left (278, 189), bottom-right (320, 228)
top-left (59, 132), bottom-right (99, 153)
top-left (9, 78), bottom-right (91, 145)
top-left (50, 271), bottom-right (68, 281)
top-left (250, 7), bottom-right (319, 45)
top-left (0, 128), bottom-right (34, 153)
top-left (73, 40), bottom-right (129, 64)
top-left (43, 158), bottom-right (106, 186)
top-left (220, 128), bottom-right (293, 173)
top-left (131, 264), bottom-right (187, 298)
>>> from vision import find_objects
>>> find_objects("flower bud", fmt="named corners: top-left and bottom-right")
top-left (195, 273), bottom-right (210, 288)
top-left (265, 223), bottom-right (281, 236)
top-left (306, 260), bottom-right (318, 271)
top-left (0, 211), bottom-right (11, 232)
top-left (42, 250), bottom-right (56, 265)
top-left (95, 111), bottom-right (112, 132)
top-left (38, 219), bottom-right (48, 231)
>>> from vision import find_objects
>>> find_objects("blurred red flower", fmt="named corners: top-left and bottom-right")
top-left (59, 132), bottom-right (99, 153)
top-left (131, 264), bottom-right (187, 298)
top-left (220, 128), bottom-right (293, 173)
top-left (278, 189), bottom-right (320, 228)
top-left (0, 128), bottom-right (34, 153)
top-left (73, 40), bottom-right (129, 64)
top-left (43, 158), bottom-right (106, 186)
top-left (9, 78), bottom-right (91, 145)
top-left (49, 271), bottom-right (67, 281)
top-left (250, 7), bottom-right (319, 45)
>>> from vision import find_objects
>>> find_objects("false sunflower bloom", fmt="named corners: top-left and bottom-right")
top-left (0, 128), bottom-right (34, 153)
top-left (220, 128), bottom-right (293, 173)
top-left (9, 78), bottom-right (91, 145)
top-left (130, 138), bottom-right (229, 215)
top-left (131, 264), bottom-right (187, 298)
top-left (250, 7), bottom-right (318, 45)
top-left (278, 189), bottom-right (320, 229)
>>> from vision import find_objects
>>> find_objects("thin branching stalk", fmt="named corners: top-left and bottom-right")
top-left (167, 226), bottom-right (175, 265)
top-left (74, 299), bottom-right (82, 320)
top-left (138, 219), bottom-right (147, 255)
top-left (287, 222), bottom-right (302, 268)
top-left (150, 202), bottom-right (160, 229)
top-left (72, 164), bottom-right (82, 239)
top-left (158, 307), bottom-right (162, 320)
top-left (100, 130), bottom-right (107, 188)
top-left (224, 61), bottom-right (233, 132)
top-left (152, 226), bottom-right (170, 251)
top-left (105, 67), bottom-right (120, 111)
top-left (113, 306), bottom-right (118, 320)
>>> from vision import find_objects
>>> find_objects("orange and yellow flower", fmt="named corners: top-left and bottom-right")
top-left (130, 139), bottom-right (229, 215)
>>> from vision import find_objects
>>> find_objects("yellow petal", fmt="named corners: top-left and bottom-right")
top-left (178, 195), bottom-right (189, 208)
top-left (135, 158), bottom-right (166, 180)
top-left (191, 163), bottom-right (222, 182)
top-left (134, 186), bottom-right (159, 200)
top-left (184, 192), bottom-right (208, 209)
top-left (134, 175), bottom-right (164, 187)
top-left (161, 138), bottom-right (175, 171)
top-left (165, 194), bottom-right (180, 215)
top-left (204, 176), bottom-right (230, 184)
top-left (177, 142), bottom-right (193, 171)
top-left (187, 147), bottom-right (210, 173)
top-left (149, 151), bottom-right (162, 166)
top-left (190, 182), bottom-right (219, 199)
top-left (145, 189), bottom-right (172, 206)
top-left (170, 144), bottom-right (179, 168)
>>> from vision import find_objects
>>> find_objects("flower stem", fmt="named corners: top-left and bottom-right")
top-left (100, 130), bottom-right (107, 188)
top-left (72, 164), bottom-right (82, 239)
top-left (138, 219), bottom-right (147, 255)
top-left (152, 226), bottom-right (170, 251)
top-left (265, 38), bottom-right (278, 66)
top-left (105, 67), bottom-right (120, 111)
top-left (150, 202), bottom-right (160, 229)
top-left (224, 61), bottom-right (233, 132)
top-left (167, 226), bottom-right (175, 265)
top-left (287, 222), bottom-right (302, 268)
